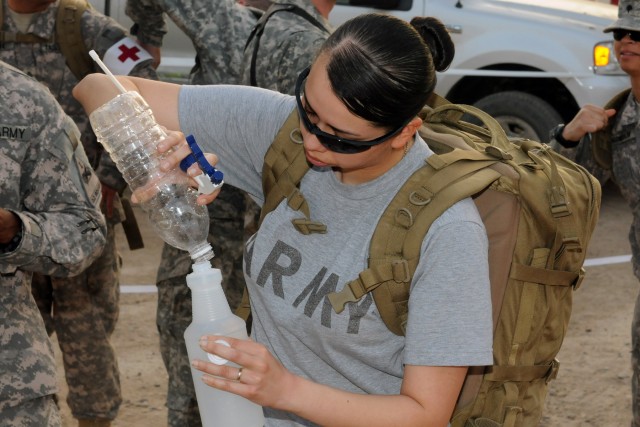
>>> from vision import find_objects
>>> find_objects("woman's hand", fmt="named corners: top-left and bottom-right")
top-left (191, 335), bottom-right (298, 409)
top-left (130, 129), bottom-right (221, 205)
top-left (563, 104), bottom-right (617, 141)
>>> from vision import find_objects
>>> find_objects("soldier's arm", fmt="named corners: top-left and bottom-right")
top-left (0, 84), bottom-right (107, 277)
top-left (126, 0), bottom-right (167, 48)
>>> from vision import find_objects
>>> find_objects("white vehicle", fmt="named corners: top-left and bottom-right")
top-left (330, 0), bottom-right (628, 141)
top-left (93, 0), bottom-right (628, 142)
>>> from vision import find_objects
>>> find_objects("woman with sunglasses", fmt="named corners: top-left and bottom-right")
top-left (73, 13), bottom-right (493, 427)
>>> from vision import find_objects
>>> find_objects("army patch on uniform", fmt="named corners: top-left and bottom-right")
top-left (0, 124), bottom-right (30, 141)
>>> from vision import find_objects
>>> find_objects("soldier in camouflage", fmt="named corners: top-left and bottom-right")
top-left (550, 1), bottom-right (640, 425)
top-left (0, 1), bottom-right (157, 425)
top-left (125, 0), bottom-right (261, 425)
top-left (0, 60), bottom-right (106, 427)
top-left (126, 0), bottom-right (260, 84)
top-left (241, 0), bottom-right (334, 94)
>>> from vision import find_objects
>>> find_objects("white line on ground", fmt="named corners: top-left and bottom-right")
top-left (121, 285), bottom-right (157, 294)
top-left (583, 254), bottom-right (631, 267)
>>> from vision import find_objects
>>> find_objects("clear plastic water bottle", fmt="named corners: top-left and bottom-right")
top-left (89, 90), bottom-right (220, 263)
top-left (184, 261), bottom-right (265, 427)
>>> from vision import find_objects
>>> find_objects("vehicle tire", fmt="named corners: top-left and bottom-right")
top-left (472, 91), bottom-right (563, 142)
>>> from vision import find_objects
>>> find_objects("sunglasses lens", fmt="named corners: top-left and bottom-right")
top-left (318, 136), bottom-right (370, 154)
top-left (294, 66), bottom-right (399, 155)
top-left (614, 30), bottom-right (640, 41)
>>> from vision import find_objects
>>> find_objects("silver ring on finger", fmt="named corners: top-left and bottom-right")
top-left (236, 367), bottom-right (243, 382)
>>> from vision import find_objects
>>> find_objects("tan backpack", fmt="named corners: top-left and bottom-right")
top-left (236, 94), bottom-right (601, 426)
top-left (0, 0), bottom-right (92, 80)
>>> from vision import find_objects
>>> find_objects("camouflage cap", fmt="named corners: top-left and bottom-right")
top-left (604, 0), bottom-right (640, 33)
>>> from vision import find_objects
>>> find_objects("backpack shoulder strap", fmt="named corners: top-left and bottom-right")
top-left (260, 108), bottom-right (326, 234)
top-left (327, 146), bottom-right (502, 335)
top-left (591, 88), bottom-right (631, 171)
top-left (244, 3), bottom-right (330, 87)
top-left (56, 0), bottom-right (93, 80)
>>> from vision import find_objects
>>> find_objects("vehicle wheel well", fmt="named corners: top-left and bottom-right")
top-left (444, 64), bottom-right (580, 123)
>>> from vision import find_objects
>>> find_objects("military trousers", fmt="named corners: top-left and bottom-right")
top-left (31, 221), bottom-right (122, 420)
top-left (1, 395), bottom-right (61, 427)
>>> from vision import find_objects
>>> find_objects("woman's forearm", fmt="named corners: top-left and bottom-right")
top-left (195, 337), bottom-right (466, 427)
top-left (279, 365), bottom-right (465, 427)
top-left (73, 73), bottom-right (182, 130)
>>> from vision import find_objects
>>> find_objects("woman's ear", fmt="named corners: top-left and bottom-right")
top-left (391, 117), bottom-right (423, 149)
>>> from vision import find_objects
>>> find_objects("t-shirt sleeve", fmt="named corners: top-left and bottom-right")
top-left (404, 198), bottom-right (494, 367)
top-left (178, 85), bottom-right (296, 204)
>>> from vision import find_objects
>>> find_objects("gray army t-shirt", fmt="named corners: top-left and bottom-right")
top-left (179, 85), bottom-right (493, 426)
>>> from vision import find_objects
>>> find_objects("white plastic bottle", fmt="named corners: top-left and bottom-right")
top-left (184, 261), bottom-right (265, 427)
top-left (89, 90), bottom-right (218, 262)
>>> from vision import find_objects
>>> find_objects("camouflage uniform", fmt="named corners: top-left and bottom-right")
top-left (240, 0), bottom-right (332, 94)
top-left (126, 0), bottom-right (258, 425)
top-left (0, 60), bottom-right (106, 425)
top-left (605, 94), bottom-right (640, 427)
top-left (552, 87), bottom-right (640, 426)
top-left (557, 2), bottom-right (640, 425)
top-left (126, 0), bottom-right (258, 84)
top-left (0, 0), bottom-right (157, 421)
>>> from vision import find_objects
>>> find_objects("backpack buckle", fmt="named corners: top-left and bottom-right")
top-left (287, 188), bottom-right (306, 211)
top-left (328, 284), bottom-right (360, 314)
top-left (391, 260), bottom-right (411, 283)
top-left (485, 145), bottom-right (513, 160)
top-left (573, 268), bottom-right (586, 290)
top-left (545, 358), bottom-right (560, 384)
top-left (395, 208), bottom-right (414, 228)
top-left (291, 218), bottom-right (327, 235)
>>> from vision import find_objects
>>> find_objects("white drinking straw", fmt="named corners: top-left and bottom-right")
top-left (88, 50), bottom-right (128, 94)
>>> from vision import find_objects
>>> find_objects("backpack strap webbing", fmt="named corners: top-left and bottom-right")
top-left (56, 0), bottom-right (93, 80)
top-left (244, 3), bottom-right (330, 87)
top-left (327, 147), bottom-right (502, 335)
top-left (591, 88), bottom-right (630, 171)
top-left (260, 109), bottom-right (326, 234)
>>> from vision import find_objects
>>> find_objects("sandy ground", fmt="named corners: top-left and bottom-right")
top-left (52, 181), bottom-right (636, 427)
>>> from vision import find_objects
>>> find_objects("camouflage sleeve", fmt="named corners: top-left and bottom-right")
top-left (125, 0), bottom-right (168, 47)
top-left (274, 32), bottom-right (326, 95)
top-left (0, 76), bottom-right (107, 277)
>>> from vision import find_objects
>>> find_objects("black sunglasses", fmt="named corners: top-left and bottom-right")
top-left (613, 30), bottom-right (640, 42)
top-left (294, 67), bottom-right (409, 154)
